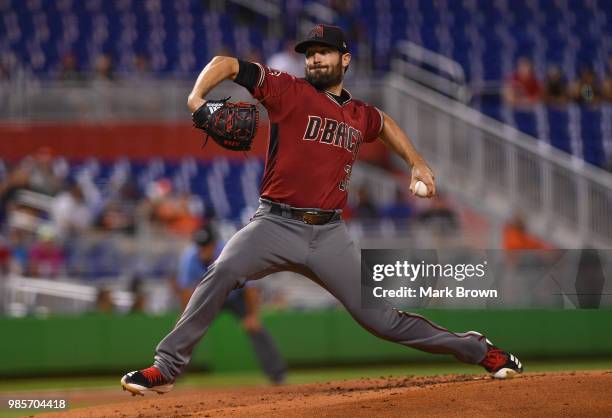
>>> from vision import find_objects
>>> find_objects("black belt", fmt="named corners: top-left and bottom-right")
top-left (264, 200), bottom-right (341, 225)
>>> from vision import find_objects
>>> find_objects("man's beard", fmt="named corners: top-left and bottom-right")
top-left (305, 61), bottom-right (344, 90)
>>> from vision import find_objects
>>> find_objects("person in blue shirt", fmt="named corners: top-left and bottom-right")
top-left (176, 224), bottom-right (286, 384)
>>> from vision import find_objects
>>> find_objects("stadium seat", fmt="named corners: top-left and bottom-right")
top-left (513, 109), bottom-right (539, 139)
top-left (580, 107), bottom-right (605, 167)
top-left (547, 107), bottom-right (573, 154)
top-left (3, 0), bottom-right (611, 168)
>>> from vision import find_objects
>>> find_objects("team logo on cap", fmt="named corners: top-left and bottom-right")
top-left (310, 24), bottom-right (324, 38)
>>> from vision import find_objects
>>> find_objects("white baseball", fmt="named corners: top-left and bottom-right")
top-left (414, 180), bottom-right (428, 197)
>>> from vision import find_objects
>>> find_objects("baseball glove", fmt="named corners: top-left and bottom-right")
top-left (192, 98), bottom-right (259, 151)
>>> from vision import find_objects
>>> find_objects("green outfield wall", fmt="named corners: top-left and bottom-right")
top-left (2, 309), bottom-right (611, 377)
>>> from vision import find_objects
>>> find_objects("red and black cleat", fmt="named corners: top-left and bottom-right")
top-left (121, 366), bottom-right (174, 396)
top-left (480, 346), bottom-right (524, 379)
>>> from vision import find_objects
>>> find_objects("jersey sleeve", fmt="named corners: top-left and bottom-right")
top-left (251, 64), bottom-right (297, 121)
top-left (363, 105), bottom-right (384, 143)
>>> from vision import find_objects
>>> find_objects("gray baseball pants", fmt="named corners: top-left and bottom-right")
top-left (154, 201), bottom-right (488, 381)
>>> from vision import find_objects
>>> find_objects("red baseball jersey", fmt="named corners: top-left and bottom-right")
top-left (251, 63), bottom-right (383, 210)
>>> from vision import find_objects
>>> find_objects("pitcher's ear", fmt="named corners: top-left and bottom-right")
top-left (342, 52), bottom-right (351, 73)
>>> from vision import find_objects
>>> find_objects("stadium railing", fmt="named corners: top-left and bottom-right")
top-left (393, 40), bottom-right (471, 104)
top-left (0, 77), bottom-right (196, 121)
top-left (383, 72), bottom-right (612, 248)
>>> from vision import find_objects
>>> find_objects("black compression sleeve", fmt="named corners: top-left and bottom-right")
top-left (234, 60), bottom-right (261, 93)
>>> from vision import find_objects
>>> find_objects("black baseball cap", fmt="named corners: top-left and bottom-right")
top-left (295, 24), bottom-right (349, 54)
top-left (193, 225), bottom-right (216, 247)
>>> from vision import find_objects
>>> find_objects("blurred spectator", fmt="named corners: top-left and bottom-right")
top-left (8, 228), bottom-right (29, 275)
top-left (381, 188), bottom-right (414, 221)
top-left (97, 181), bottom-right (139, 234)
top-left (353, 186), bottom-right (378, 219)
top-left (267, 40), bottom-right (304, 77)
top-left (129, 275), bottom-right (146, 313)
top-left (503, 57), bottom-right (542, 106)
top-left (0, 235), bottom-right (10, 274)
top-left (601, 56), bottom-right (612, 102)
top-left (94, 53), bottom-right (115, 81)
top-left (570, 65), bottom-right (602, 105)
top-left (133, 53), bottom-right (151, 77)
top-left (146, 179), bottom-right (202, 236)
top-left (0, 166), bottom-right (31, 223)
top-left (127, 53), bottom-right (155, 85)
top-left (417, 193), bottom-right (458, 232)
top-left (502, 214), bottom-right (547, 250)
top-left (1, 155), bottom-right (65, 244)
top-left (28, 225), bottom-right (64, 278)
top-left (0, 62), bottom-right (11, 80)
top-left (22, 147), bottom-right (62, 196)
top-left (95, 288), bottom-right (114, 313)
top-left (97, 200), bottom-right (136, 234)
top-left (58, 52), bottom-right (83, 82)
top-left (0, 51), bottom-right (17, 80)
top-left (543, 65), bottom-right (568, 106)
top-left (51, 179), bottom-right (94, 239)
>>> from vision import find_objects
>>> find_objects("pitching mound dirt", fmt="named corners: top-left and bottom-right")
top-left (37, 371), bottom-right (612, 417)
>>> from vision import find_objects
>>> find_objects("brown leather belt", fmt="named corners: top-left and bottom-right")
top-left (265, 200), bottom-right (341, 225)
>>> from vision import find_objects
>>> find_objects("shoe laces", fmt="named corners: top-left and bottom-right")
top-left (480, 348), bottom-right (509, 372)
top-left (141, 367), bottom-right (164, 385)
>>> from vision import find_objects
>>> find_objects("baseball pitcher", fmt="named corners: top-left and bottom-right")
top-left (121, 24), bottom-right (522, 396)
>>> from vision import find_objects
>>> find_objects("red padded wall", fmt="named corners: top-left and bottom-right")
top-left (0, 121), bottom-right (389, 164)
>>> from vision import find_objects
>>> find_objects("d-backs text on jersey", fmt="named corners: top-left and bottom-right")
top-left (302, 115), bottom-right (363, 157)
